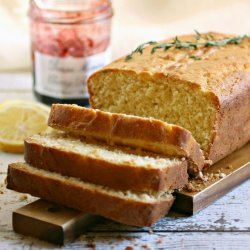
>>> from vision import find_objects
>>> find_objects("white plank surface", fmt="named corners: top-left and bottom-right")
top-left (0, 73), bottom-right (249, 249)
top-left (92, 180), bottom-right (250, 232)
top-left (0, 232), bottom-right (250, 250)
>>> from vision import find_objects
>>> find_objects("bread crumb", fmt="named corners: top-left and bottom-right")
top-left (197, 171), bottom-right (208, 182)
top-left (0, 182), bottom-right (4, 194)
top-left (19, 194), bottom-right (28, 201)
top-left (124, 247), bottom-right (134, 250)
top-left (86, 242), bottom-right (96, 249)
top-left (185, 182), bottom-right (197, 192)
top-left (142, 244), bottom-right (152, 249)
top-left (219, 173), bottom-right (226, 178)
top-left (156, 238), bottom-right (163, 244)
top-left (204, 160), bottom-right (213, 166)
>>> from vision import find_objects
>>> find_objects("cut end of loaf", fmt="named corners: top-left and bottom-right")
top-left (88, 70), bottom-right (218, 155)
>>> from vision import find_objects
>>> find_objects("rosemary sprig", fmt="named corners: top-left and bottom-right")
top-left (125, 32), bottom-right (248, 61)
top-left (194, 30), bottom-right (201, 41)
top-left (125, 41), bottom-right (157, 61)
top-left (203, 35), bottom-right (248, 47)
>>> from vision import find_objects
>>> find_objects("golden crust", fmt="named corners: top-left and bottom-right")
top-left (90, 32), bottom-right (250, 96)
top-left (7, 163), bottom-right (174, 227)
top-left (48, 104), bottom-right (204, 173)
top-left (208, 72), bottom-right (250, 161)
top-left (24, 136), bottom-right (188, 192)
top-left (88, 32), bottom-right (250, 163)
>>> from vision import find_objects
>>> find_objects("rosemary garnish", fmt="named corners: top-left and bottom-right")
top-left (125, 41), bottom-right (157, 61)
top-left (125, 32), bottom-right (248, 61)
top-left (194, 30), bottom-right (201, 41)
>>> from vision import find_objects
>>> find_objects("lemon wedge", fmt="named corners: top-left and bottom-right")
top-left (0, 100), bottom-right (51, 153)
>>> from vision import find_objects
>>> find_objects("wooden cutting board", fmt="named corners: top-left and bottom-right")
top-left (13, 199), bottom-right (101, 245)
top-left (12, 143), bottom-right (250, 245)
top-left (173, 142), bottom-right (250, 214)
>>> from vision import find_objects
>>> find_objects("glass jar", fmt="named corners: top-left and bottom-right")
top-left (29, 0), bottom-right (113, 106)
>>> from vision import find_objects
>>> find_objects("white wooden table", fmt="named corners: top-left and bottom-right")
top-left (0, 73), bottom-right (249, 250)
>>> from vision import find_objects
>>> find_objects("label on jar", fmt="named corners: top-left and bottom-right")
top-left (34, 48), bottom-right (111, 99)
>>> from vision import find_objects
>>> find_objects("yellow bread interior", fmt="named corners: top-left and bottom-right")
top-left (28, 133), bottom-right (182, 169)
top-left (89, 71), bottom-right (217, 153)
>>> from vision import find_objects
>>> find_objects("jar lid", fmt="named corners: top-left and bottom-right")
top-left (30, 0), bottom-right (113, 24)
top-left (34, 0), bottom-right (108, 12)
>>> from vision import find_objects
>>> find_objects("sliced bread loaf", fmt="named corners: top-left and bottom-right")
top-left (88, 32), bottom-right (250, 163)
top-left (48, 104), bottom-right (204, 173)
top-left (7, 162), bottom-right (174, 227)
top-left (24, 133), bottom-right (188, 192)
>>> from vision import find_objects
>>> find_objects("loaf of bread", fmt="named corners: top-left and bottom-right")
top-left (88, 32), bottom-right (250, 163)
top-left (24, 133), bottom-right (188, 192)
top-left (48, 104), bottom-right (204, 173)
top-left (7, 163), bottom-right (174, 227)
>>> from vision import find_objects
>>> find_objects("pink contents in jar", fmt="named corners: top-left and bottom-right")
top-left (29, 0), bottom-right (113, 106)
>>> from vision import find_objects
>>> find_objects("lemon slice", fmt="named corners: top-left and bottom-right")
top-left (0, 100), bottom-right (51, 153)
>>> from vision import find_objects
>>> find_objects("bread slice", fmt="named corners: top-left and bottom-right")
top-left (7, 162), bottom-right (174, 227)
top-left (48, 104), bottom-right (204, 173)
top-left (24, 133), bottom-right (188, 192)
top-left (88, 32), bottom-right (250, 164)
